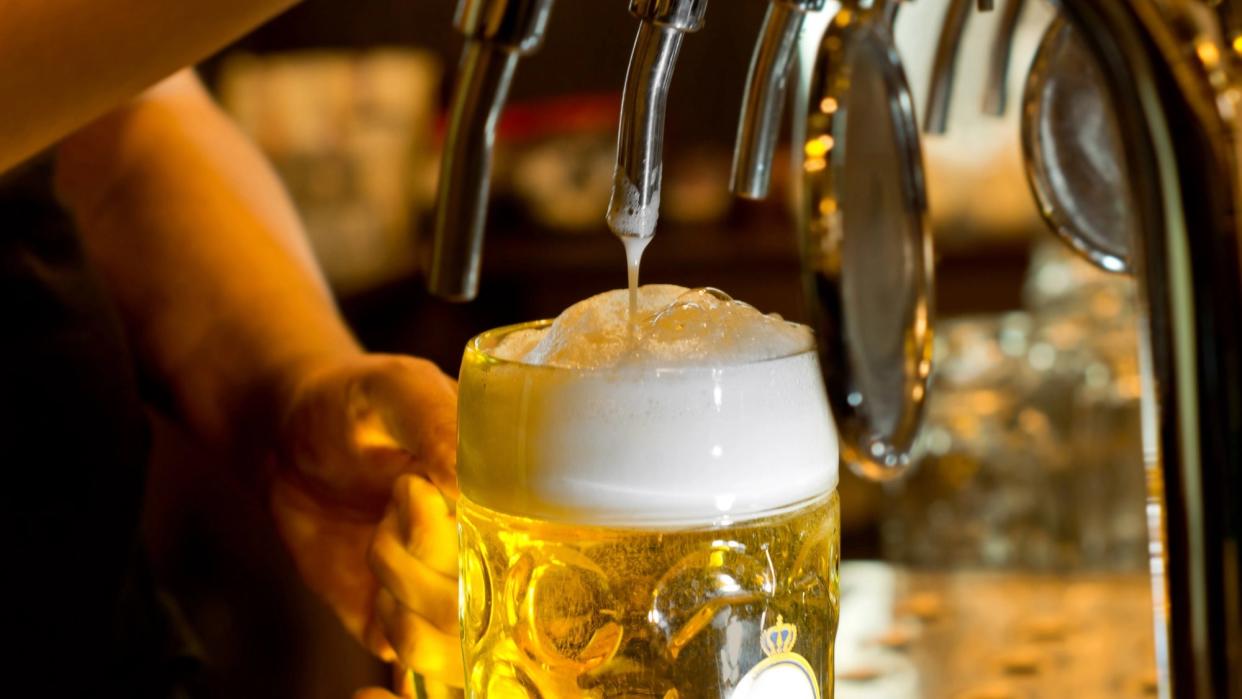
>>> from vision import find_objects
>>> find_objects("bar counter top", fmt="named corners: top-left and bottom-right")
top-left (836, 563), bottom-right (1159, 699)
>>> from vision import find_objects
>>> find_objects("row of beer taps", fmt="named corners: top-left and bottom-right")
top-left (423, 4), bottom-right (1242, 695)
top-left (427, 0), bottom-right (1020, 302)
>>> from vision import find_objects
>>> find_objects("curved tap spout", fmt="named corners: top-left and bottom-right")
top-left (429, 0), bottom-right (554, 301)
top-left (731, 0), bottom-right (827, 200)
top-left (429, 45), bottom-right (519, 301)
top-left (607, 23), bottom-right (683, 238)
top-left (981, 0), bottom-right (1025, 116)
top-left (607, 0), bottom-right (709, 239)
top-left (923, 0), bottom-right (971, 134)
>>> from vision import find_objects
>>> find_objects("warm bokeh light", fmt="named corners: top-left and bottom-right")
top-left (1197, 40), bottom-right (1221, 67)
top-left (804, 134), bottom-right (835, 158)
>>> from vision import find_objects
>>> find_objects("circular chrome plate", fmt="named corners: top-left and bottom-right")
top-left (803, 10), bottom-right (933, 481)
top-left (1022, 17), bottom-right (1135, 274)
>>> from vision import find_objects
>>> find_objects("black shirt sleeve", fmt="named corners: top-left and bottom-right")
top-left (0, 153), bottom-right (199, 696)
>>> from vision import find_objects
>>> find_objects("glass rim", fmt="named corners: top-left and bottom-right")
top-left (466, 319), bottom-right (819, 374)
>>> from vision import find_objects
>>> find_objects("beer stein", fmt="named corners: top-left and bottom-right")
top-left (455, 320), bottom-right (841, 698)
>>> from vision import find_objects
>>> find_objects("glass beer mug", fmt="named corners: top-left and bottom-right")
top-left (454, 320), bottom-right (842, 698)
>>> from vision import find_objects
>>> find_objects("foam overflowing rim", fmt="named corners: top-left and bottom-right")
top-left (467, 319), bottom-right (820, 374)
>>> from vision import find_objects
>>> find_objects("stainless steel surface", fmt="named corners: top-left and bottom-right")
top-left (922, 0), bottom-right (972, 134)
top-left (802, 0), bottom-right (933, 482)
top-left (607, 0), bottom-right (709, 238)
top-left (1020, 17), bottom-right (1135, 274)
top-left (981, 0), bottom-right (1026, 116)
top-left (430, 44), bottom-right (518, 301)
top-left (731, 0), bottom-right (827, 200)
top-left (429, 0), bottom-right (554, 301)
top-left (454, 0), bottom-right (553, 48)
top-left (629, 0), bottom-right (709, 31)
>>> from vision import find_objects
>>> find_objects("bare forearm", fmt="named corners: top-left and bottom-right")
top-left (54, 72), bottom-right (360, 457)
top-left (0, 0), bottom-right (299, 173)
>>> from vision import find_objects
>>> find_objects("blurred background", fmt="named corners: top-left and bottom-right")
top-left (145, 0), bottom-right (1147, 695)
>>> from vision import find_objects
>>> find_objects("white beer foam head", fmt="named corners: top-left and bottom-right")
top-left (506, 285), bottom-right (816, 370)
top-left (459, 286), bottom-right (840, 527)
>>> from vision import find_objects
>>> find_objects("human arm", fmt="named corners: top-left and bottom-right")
top-left (0, 0), bottom-right (300, 172)
top-left (53, 70), bottom-right (463, 685)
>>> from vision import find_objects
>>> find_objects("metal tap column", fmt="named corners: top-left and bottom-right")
top-left (606, 0), bottom-right (709, 239)
top-left (731, 0), bottom-right (827, 200)
top-left (429, 0), bottom-right (554, 301)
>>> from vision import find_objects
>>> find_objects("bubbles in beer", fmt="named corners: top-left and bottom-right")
top-left (650, 541), bottom-right (773, 660)
top-left (499, 285), bottom-right (814, 370)
top-left (458, 493), bottom-right (840, 698)
top-left (518, 546), bottom-right (624, 672)
top-left (642, 288), bottom-right (811, 367)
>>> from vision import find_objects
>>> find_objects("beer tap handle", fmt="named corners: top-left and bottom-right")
top-left (922, 0), bottom-right (971, 134)
top-left (607, 0), bottom-right (709, 238)
top-left (731, 0), bottom-right (828, 201)
top-left (429, 0), bottom-right (554, 301)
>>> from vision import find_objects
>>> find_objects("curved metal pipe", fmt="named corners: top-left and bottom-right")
top-left (731, 3), bottom-right (813, 200)
top-left (607, 22), bottom-right (685, 238)
top-left (981, 0), bottom-right (1025, 116)
top-left (923, 0), bottom-right (972, 134)
top-left (428, 0), bottom-right (553, 302)
top-left (429, 44), bottom-right (519, 300)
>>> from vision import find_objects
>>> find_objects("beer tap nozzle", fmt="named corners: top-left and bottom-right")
top-left (731, 0), bottom-right (827, 201)
top-left (429, 0), bottom-right (554, 301)
top-left (607, 0), bottom-right (709, 239)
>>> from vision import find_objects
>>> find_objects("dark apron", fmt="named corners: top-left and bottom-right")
top-left (0, 153), bottom-right (201, 697)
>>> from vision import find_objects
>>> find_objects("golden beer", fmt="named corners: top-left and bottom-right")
top-left (457, 307), bottom-right (841, 699)
top-left (458, 493), bottom-right (840, 698)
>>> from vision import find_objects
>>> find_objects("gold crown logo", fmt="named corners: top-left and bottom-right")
top-left (760, 615), bottom-right (798, 657)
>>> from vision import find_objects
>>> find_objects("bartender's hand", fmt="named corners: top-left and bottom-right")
top-left (268, 354), bottom-right (464, 687)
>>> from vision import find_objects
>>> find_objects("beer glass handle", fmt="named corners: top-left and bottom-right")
top-left (393, 666), bottom-right (465, 699)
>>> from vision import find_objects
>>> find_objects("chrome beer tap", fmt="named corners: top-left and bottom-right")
top-left (731, 0), bottom-right (828, 200)
top-left (607, 0), bottom-right (710, 239)
top-left (430, 0), bottom-right (710, 296)
top-left (429, 0), bottom-right (554, 301)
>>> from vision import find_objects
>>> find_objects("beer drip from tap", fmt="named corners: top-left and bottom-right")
top-left (608, 0), bottom-right (709, 323)
top-left (624, 235), bottom-right (653, 332)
